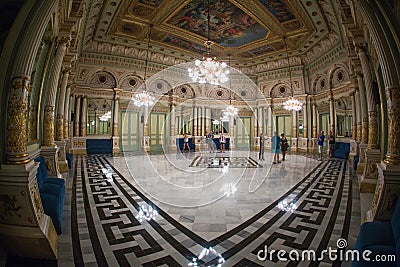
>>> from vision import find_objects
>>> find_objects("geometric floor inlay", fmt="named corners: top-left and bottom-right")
top-left (71, 154), bottom-right (353, 266)
top-left (189, 156), bottom-right (262, 168)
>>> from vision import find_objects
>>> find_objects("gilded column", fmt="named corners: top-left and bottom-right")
top-left (291, 109), bottom-right (298, 152)
top-left (56, 68), bottom-right (70, 140)
top-left (193, 106), bottom-right (198, 136)
top-left (355, 90), bottom-right (363, 142)
top-left (43, 38), bottom-right (68, 146)
top-left (112, 93), bottom-right (121, 155)
top-left (74, 96), bottom-right (81, 137)
top-left (329, 95), bottom-right (335, 135)
top-left (303, 99), bottom-right (308, 138)
top-left (359, 49), bottom-right (379, 149)
top-left (258, 107), bottom-right (263, 134)
top-left (206, 108), bottom-right (211, 132)
top-left (63, 86), bottom-right (71, 139)
top-left (80, 96), bottom-right (87, 137)
top-left (356, 74), bottom-right (369, 144)
top-left (351, 92), bottom-right (357, 141)
top-left (384, 87), bottom-right (400, 165)
top-left (312, 103), bottom-right (317, 138)
top-left (201, 106), bottom-right (205, 136)
top-left (1, 1), bottom-right (60, 257)
top-left (6, 76), bottom-right (32, 164)
top-left (267, 105), bottom-right (272, 137)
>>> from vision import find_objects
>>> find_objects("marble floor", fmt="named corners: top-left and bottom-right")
top-left (55, 151), bottom-right (361, 267)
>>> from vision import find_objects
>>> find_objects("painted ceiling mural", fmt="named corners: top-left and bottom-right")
top-left (91, 0), bottom-right (330, 60)
top-left (167, 0), bottom-right (268, 47)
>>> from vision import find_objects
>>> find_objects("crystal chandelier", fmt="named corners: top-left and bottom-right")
top-left (283, 96), bottom-right (303, 111)
top-left (222, 55), bottom-right (238, 117)
top-left (187, 0), bottom-right (229, 85)
top-left (282, 37), bottom-right (302, 111)
top-left (133, 25), bottom-right (155, 107)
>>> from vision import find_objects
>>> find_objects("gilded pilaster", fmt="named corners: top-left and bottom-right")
top-left (368, 111), bottom-right (379, 149)
top-left (384, 87), bottom-right (400, 165)
top-left (6, 76), bottom-right (31, 164)
top-left (28, 106), bottom-right (37, 142)
top-left (80, 96), bottom-right (87, 137)
top-left (74, 95), bottom-right (81, 137)
top-left (43, 106), bottom-right (56, 147)
top-left (312, 103), bottom-right (317, 138)
top-left (63, 86), bottom-right (71, 139)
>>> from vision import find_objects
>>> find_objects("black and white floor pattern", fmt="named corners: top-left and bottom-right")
top-left (189, 156), bottom-right (262, 168)
top-left (70, 154), bottom-right (355, 267)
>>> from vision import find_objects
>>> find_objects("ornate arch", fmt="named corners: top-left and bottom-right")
top-left (87, 69), bottom-right (117, 89)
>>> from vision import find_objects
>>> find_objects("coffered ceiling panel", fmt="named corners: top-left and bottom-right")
top-left (88, 0), bottom-right (334, 61)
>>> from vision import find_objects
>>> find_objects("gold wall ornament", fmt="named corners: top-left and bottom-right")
top-left (43, 106), bottom-right (56, 146)
top-left (56, 114), bottom-right (64, 140)
top-left (384, 87), bottom-right (400, 165)
top-left (6, 75), bottom-right (31, 164)
top-left (368, 111), bottom-right (379, 149)
top-left (356, 123), bottom-right (361, 141)
top-left (28, 106), bottom-right (38, 142)
top-left (0, 194), bottom-right (22, 222)
top-left (361, 118), bottom-right (369, 144)
top-left (63, 120), bottom-right (69, 139)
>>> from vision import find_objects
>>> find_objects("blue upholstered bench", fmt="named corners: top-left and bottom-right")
top-left (353, 197), bottom-right (400, 267)
top-left (332, 142), bottom-right (350, 159)
top-left (34, 156), bottom-right (66, 234)
top-left (86, 139), bottom-right (112, 154)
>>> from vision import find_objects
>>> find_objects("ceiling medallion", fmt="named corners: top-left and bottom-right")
top-left (133, 24), bottom-right (155, 107)
top-left (187, 0), bottom-right (229, 85)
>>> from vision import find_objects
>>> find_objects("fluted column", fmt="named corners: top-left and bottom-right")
top-left (267, 105), bottom-right (272, 137)
top-left (206, 108), bottom-right (211, 132)
top-left (193, 106), bottom-right (198, 136)
top-left (43, 39), bottom-right (68, 146)
top-left (74, 96), bottom-right (81, 137)
top-left (253, 108), bottom-right (258, 137)
top-left (356, 74), bottom-right (369, 144)
top-left (312, 103), bottom-right (317, 138)
top-left (303, 99), bottom-right (308, 138)
top-left (1, 1), bottom-right (59, 258)
top-left (201, 106), bottom-right (205, 136)
top-left (258, 107), bottom-right (263, 134)
top-left (351, 92), bottom-right (357, 141)
top-left (56, 68), bottom-right (70, 140)
top-left (329, 96), bottom-right (335, 135)
top-left (359, 49), bottom-right (379, 149)
top-left (355, 90), bottom-right (363, 142)
top-left (112, 94), bottom-right (121, 155)
top-left (80, 96), bottom-right (87, 137)
top-left (63, 86), bottom-right (71, 139)
top-left (28, 41), bottom-right (51, 143)
top-left (113, 97), bottom-right (120, 137)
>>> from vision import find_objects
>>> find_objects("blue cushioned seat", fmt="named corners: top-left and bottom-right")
top-left (34, 156), bottom-right (65, 234)
top-left (353, 197), bottom-right (400, 267)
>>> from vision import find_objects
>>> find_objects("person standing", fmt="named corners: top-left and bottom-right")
top-left (206, 130), bottom-right (215, 153)
top-left (328, 131), bottom-right (335, 158)
top-left (280, 133), bottom-right (288, 161)
top-left (183, 133), bottom-right (190, 152)
top-left (220, 132), bottom-right (226, 153)
top-left (271, 131), bottom-right (281, 164)
top-left (318, 130), bottom-right (325, 161)
top-left (259, 132), bottom-right (265, 160)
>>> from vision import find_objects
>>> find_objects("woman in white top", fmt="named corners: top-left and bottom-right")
top-left (183, 133), bottom-right (190, 152)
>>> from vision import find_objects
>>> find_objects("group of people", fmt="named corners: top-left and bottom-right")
top-left (317, 130), bottom-right (335, 161)
top-left (206, 131), bottom-right (227, 153)
top-left (259, 132), bottom-right (289, 164)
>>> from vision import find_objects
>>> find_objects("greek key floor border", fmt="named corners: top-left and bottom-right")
top-left (70, 154), bottom-right (353, 266)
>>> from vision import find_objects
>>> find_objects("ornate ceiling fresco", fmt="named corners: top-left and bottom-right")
top-left (82, 0), bottom-right (341, 64)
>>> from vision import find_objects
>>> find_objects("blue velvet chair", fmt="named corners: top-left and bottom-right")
top-left (353, 197), bottom-right (400, 266)
top-left (34, 156), bottom-right (66, 234)
top-left (66, 153), bottom-right (73, 169)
